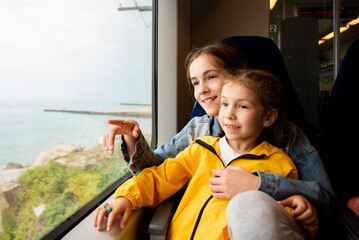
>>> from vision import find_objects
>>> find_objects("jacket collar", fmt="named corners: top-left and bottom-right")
top-left (194, 136), bottom-right (280, 160)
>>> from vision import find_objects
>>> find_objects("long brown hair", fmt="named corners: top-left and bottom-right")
top-left (184, 43), bottom-right (247, 84)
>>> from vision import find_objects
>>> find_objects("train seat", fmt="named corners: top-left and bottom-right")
top-left (320, 37), bottom-right (359, 240)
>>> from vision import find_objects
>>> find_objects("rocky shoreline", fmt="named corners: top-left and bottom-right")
top-left (0, 143), bottom-right (86, 232)
top-left (0, 167), bottom-right (25, 184)
top-left (1, 143), bottom-right (85, 181)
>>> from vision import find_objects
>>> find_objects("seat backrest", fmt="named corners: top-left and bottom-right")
top-left (190, 36), bottom-right (306, 129)
top-left (321, 38), bottom-right (359, 202)
top-left (189, 99), bottom-right (206, 120)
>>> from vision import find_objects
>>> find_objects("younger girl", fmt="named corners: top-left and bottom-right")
top-left (94, 70), bottom-right (303, 239)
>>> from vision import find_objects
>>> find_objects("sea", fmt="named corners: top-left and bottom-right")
top-left (0, 98), bottom-right (152, 170)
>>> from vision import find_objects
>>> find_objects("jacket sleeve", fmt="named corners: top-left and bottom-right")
top-left (257, 124), bottom-right (334, 218)
top-left (121, 133), bottom-right (161, 176)
top-left (120, 116), bottom-right (212, 175)
top-left (114, 144), bottom-right (198, 209)
top-left (257, 148), bottom-right (334, 218)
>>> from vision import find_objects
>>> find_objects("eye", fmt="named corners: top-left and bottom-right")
top-left (191, 81), bottom-right (199, 87)
top-left (221, 102), bottom-right (228, 107)
top-left (208, 75), bottom-right (216, 80)
top-left (239, 104), bottom-right (248, 109)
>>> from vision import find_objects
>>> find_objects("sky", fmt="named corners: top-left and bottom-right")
top-left (0, 0), bottom-right (152, 103)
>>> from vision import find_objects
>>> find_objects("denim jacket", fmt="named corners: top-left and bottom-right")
top-left (120, 115), bottom-right (334, 217)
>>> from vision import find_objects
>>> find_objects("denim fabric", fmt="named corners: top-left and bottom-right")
top-left (121, 116), bottom-right (334, 217)
top-left (120, 133), bottom-right (162, 175)
top-left (257, 123), bottom-right (334, 217)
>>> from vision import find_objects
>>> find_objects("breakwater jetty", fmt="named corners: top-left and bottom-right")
top-left (44, 106), bottom-right (151, 118)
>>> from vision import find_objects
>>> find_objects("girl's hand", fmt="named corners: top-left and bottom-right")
top-left (103, 119), bottom-right (141, 154)
top-left (93, 197), bottom-right (132, 231)
top-left (209, 166), bottom-right (260, 199)
top-left (277, 195), bottom-right (318, 226)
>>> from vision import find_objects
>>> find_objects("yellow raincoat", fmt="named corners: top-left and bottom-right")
top-left (115, 136), bottom-right (298, 239)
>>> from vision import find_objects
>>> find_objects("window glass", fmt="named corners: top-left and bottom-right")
top-left (269, 0), bottom-right (359, 131)
top-left (0, 0), bottom-right (152, 239)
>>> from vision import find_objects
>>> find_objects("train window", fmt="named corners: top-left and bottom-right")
top-left (0, 0), bottom-right (153, 239)
top-left (269, 0), bottom-right (359, 131)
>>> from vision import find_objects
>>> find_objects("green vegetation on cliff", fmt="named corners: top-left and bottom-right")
top-left (1, 144), bottom-right (127, 240)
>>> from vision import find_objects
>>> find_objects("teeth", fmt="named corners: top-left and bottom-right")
top-left (226, 124), bottom-right (239, 128)
top-left (202, 97), bottom-right (215, 103)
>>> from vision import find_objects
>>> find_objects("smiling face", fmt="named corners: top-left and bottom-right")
top-left (189, 54), bottom-right (227, 116)
top-left (218, 81), bottom-right (277, 153)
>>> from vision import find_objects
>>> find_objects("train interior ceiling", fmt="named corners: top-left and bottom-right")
top-left (40, 0), bottom-right (358, 239)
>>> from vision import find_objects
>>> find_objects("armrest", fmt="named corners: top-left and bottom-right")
top-left (148, 189), bottom-right (185, 239)
top-left (336, 202), bottom-right (359, 240)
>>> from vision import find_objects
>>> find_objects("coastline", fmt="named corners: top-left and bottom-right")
top-left (0, 143), bottom-right (86, 183)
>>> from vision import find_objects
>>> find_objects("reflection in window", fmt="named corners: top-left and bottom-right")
top-left (0, 0), bottom-right (152, 239)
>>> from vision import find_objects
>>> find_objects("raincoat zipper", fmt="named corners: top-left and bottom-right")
top-left (189, 139), bottom-right (266, 240)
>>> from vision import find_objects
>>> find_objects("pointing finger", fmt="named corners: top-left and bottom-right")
top-left (108, 119), bottom-right (126, 127)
